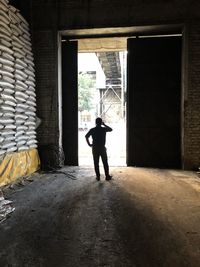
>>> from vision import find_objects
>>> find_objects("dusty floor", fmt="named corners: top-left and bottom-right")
top-left (0, 167), bottom-right (200, 267)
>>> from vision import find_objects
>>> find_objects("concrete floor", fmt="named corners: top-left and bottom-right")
top-left (0, 167), bottom-right (200, 267)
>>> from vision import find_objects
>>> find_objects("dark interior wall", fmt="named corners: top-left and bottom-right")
top-left (12, 0), bottom-right (200, 169)
top-left (28, 0), bottom-right (200, 30)
top-left (9, 0), bottom-right (31, 21)
top-left (33, 30), bottom-right (60, 168)
top-left (184, 22), bottom-right (200, 169)
top-left (33, 31), bottom-right (58, 146)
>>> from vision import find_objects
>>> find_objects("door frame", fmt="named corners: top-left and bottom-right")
top-left (57, 24), bottom-right (187, 168)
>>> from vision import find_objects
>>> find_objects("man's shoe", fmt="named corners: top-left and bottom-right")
top-left (96, 176), bottom-right (100, 181)
top-left (105, 175), bottom-right (112, 181)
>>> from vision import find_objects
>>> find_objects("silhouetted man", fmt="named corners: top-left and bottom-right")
top-left (85, 117), bottom-right (112, 181)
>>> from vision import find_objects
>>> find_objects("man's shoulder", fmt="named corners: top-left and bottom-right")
top-left (90, 127), bottom-right (96, 131)
top-left (86, 127), bottom-right (95, 134)
top-left (90, 126), bottom-right (103, 134)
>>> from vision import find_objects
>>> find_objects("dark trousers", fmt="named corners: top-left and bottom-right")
top-left (92, 146), bottom-right (109, 177)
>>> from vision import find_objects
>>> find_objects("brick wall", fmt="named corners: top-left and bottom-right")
top-left (184, 21), bottom-right (200, 169)
top-left (32, 30), bottom-right (61, 168)
top-left (33, 30), bottom-right (58, 144)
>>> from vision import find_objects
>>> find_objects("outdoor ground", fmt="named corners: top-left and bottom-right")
top-left (0, 166), bottom-right (200, 267)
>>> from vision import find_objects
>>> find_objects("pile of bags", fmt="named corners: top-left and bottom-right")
top-left (0, 0), bottom-right (37, 156)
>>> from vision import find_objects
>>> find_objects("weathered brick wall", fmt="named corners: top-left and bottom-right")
top-left (184, 21), bottom-right (200, 169)
top-left (33, 30), bottom-right (58, 144)
top-left (32, 30), bottom-right (61, 168)
top-left (16, 0), bottom-right (200, 169)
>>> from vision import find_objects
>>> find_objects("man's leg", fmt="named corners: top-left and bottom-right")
top-left (101, 147), bottom-right (111, 179)
top-left (92, 148), bottom-right (100, 180)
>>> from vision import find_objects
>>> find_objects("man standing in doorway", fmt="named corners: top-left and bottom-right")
top-left (85, 117), bottom-right (112, 181)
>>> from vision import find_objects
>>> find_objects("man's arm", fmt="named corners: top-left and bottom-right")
top-left (102, 122), bottom-right (112, 132)
top-left (85, 131), bottom-right (92, 147)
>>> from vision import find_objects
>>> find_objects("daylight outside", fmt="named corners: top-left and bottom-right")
top-left (78, 51), bottom-right (127, 166)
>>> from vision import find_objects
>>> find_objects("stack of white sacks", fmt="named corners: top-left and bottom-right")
top-left (0, 0), bottom-right (37, 156)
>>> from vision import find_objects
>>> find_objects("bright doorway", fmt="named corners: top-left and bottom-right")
top-left (78, 39), bottom-right (127, 166)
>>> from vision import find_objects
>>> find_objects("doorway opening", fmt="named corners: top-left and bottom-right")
top-left (78, 38), bottom-right (127, 166)
top-left (60, 26), bottom-right (183, 168)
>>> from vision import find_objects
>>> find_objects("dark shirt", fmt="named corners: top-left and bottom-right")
top-left (85, 126), bottom-right (110, 147)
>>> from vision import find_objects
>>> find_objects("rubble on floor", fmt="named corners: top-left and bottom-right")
top-left (0, 189), bottom-right (15, 223)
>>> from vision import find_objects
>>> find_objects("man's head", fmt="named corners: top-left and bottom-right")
top-left (96, 117), bottom-right (102, 126)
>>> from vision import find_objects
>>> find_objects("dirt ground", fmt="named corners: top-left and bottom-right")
top-left (0, 166), bottom-right (200, 267)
